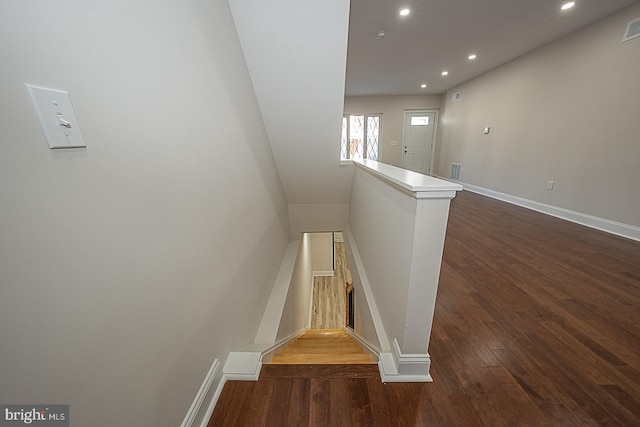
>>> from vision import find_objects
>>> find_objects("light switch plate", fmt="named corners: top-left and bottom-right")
top-left (26, 84), bottom-right (86, 149)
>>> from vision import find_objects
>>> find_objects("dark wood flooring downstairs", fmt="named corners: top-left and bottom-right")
top-left (208, 190), bottom-right (640, 426)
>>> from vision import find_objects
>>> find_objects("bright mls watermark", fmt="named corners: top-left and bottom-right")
top-left (0, 405), bottom-right (68, 427)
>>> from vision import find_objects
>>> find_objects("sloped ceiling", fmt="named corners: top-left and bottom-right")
top-left (229, 0), bottom-right (353, 205)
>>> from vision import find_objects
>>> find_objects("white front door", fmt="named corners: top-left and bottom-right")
top-left (402, 111), bottom-right (436, 174)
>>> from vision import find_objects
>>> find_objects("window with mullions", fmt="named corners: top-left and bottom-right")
top-left (341, 114), bottom-right (380, 161)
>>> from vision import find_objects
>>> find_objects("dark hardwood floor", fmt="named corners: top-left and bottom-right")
top-left (208, 190), bottom-right (640, 426)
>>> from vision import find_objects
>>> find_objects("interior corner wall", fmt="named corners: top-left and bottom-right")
top-left (288, 203), bottom-right (350, 236)
top-left (344, 95), bottom-right (442, 167)
top-left (0, 1), bottom-right (289, 426)
top-left (275, 235), bottom-right (313, 341)
top-left (438, 3), bottom-right (640, 228)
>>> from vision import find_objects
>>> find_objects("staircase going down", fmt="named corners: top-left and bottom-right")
top-left (269, 329), bottom-right (375, 364)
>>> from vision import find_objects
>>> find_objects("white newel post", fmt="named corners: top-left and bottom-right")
top-left (348, 159), bottom-right (461, 382)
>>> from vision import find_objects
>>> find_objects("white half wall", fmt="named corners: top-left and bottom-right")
top-left (349, 170), bottom-right (414, 345)
top-left (438, 3), bottom-right (640, 228)
top-left (349, 165), bottom-right (458, 353)
top-left (0, 1), bottom-right (289, 426)
top-left (348, 160), bottom-right (460, 379)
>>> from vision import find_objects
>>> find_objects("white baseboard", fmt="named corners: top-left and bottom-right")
top-left (378, 340), bottom-right (433, 383)
top-left (259, 327), bottom-right (308, 364)
top-left (313, 270), bottom-right (335, 277)
top-left (342, 327), bottom-right (380, 362)
top-left (180, 358), bottom-right (221, 427)
top-left (188, 328), bottom-right (306, 427)
top-left (437, 177), bottom-right (640, 242)
top-left (223, 352), bottom-right (263, 381)
top-left (198, 374), bottom-right (227, 427)
top-left (223, 327), bottom-right (307, 380)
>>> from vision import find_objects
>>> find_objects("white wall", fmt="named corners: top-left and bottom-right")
top-left (275, 236), bottom-right (313, 342)
top-left (344, 95), bottom-right (442, 167)
top-left (0, 1), bottom-right (289, 426)
top-left (288, 203), bottom-right (349, 236)
top-left (343, 230), bottom-right (384, 353)
top-left (349, 171), bottom-right (414, 347)
top-left (310, 232), bottom-right (334, 274)
top-left (229, 0), bottom-right (353, 205)
top-left (438, 3), bottom-right (640, 228)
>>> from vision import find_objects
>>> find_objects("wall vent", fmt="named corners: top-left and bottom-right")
top-left (623, 17), bottom-right (640, 42)
top-left (450, 163), bottom-right (462, 181)
top-left (452, 91), bottom-right (462, 102)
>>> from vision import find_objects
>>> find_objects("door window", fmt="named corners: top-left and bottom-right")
top-left (410, 116), bottom-right (430, 126)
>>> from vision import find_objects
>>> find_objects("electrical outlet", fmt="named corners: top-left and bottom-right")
top-left (546, 181), bottom-right (554, 190)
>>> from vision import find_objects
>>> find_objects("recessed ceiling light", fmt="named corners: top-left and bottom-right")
top-left (421, 84), bottom-right (427, 88)
top-left (468, 54), bottom-right (477, 60)
top-left (441, 71), bottom-right (449, 76)
top-left (561, 2), bottom-right (575, 10)
top-left (400, 8), bottom-right (410, 16)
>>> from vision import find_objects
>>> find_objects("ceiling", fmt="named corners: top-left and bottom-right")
top-left (345, 0), bottom-right (639, 96)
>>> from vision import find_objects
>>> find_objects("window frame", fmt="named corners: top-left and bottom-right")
top-left (340, 113), bottom-right (382, 163)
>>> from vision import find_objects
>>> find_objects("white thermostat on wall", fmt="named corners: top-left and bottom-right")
top-left (25, 84), bottom-right (86, 149)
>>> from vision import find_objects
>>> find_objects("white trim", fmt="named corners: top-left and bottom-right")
top-left (312, 270), bottom-right (335, 277)
top-left (194, 327), bottom-right (302, 427)
top-left (198, 375), bottom-right (227, 427)
top-left (223, 352), bottom-right (263, 381)
top-left (254, 240), bottom-right (300, 344)
top-left (180, 358), bottom-right (221, 427)
top-left (342, 327), bottom-right (434, 383)
top-left (308, 274), bottom-right (315, 329)
top-left (223, 327), bottom-right (307, 380)
top-left (260, 327), bottom-right (308, 364)
top-left (353, 159), bottom-right (462, 195)
top-left (452, 181), bottom-right (640, 242)
top-left (342, 327), bottom-right (380, 361)
top-left (378, 340), bottom-right (432, 383)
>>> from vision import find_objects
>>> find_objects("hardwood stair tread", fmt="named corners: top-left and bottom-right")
top-left (285, 341), bottom-right (362, 348)
top-left (267, 329), bottom-right (376, 365)
top-left (270, 353), bottom-right (374, 364)
top-left (280, 347), bottom-right (366, 354)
